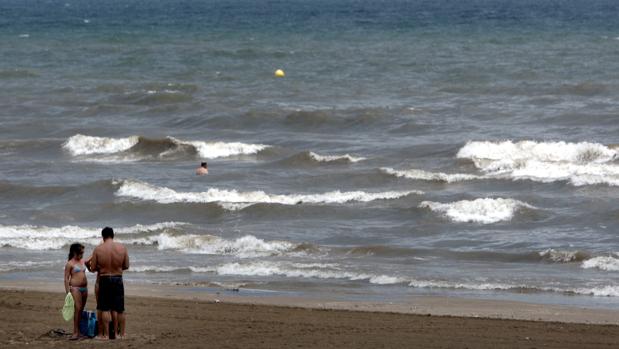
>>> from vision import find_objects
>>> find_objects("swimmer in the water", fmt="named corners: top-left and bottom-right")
top-left (196, 162), bottom-right (208, 175)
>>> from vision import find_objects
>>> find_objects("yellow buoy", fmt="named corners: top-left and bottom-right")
top-left (274, 69), bottom-right (285, 78)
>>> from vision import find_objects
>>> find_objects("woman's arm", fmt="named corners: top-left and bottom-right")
top-left (64, 263), bottom-right (71, 294)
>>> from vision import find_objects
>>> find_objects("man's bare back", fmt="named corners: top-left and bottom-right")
top-left (91, 240), bottom-right (129, 275)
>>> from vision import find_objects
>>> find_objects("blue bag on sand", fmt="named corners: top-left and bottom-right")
top-left (88, 312), bottom-right (98, 337)
top-left (79, 311), bottom-right (98, 337)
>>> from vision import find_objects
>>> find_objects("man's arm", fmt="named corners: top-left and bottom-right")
top-left (85, 254), bottom-right (93, 272)
top-left (87, 249), bottom-right (98, 273)
top-left (122, 248), bottom-right (130, 271)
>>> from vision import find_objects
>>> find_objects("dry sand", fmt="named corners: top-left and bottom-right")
top-left (1, 283), bottom-right (619, 348)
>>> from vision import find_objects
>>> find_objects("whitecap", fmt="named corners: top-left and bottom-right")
top-left (419, 198), bottom-right (534, 224)
top-left (581, 256), bottom-right (619, 271)
top-left (539, 249), bottom-right (587, 263)
top-left (185, 139), bottom-right (269, 158)
top-left (213, 261), bottom-right (398, 284)
top-left (309, 152), bottom-right (366, 163)
top-left (63, 134), bottom-right (269, 160)
top-left (63, 134), bottom-right (139, 156)
top-left (572, 285), bottom-right (619, 297)
top-left (381, 167), bottom-right (482, 183)
top-left (456, 140), bottom-right (619, 186)
top-left (408, 279), bottom-right (523, 291)
top-left (115, 179), bottom-right (420, 207)
top-left (0, 222), bottom-right (186, 250)
top-left (154, 233), bottom-right (297, 258)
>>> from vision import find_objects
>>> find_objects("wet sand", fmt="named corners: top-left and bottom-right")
top-left (1, 284), bottom-right (619, 348)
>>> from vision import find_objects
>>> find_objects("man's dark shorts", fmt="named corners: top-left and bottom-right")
top-left (97, 275), bottom-right (124, 313)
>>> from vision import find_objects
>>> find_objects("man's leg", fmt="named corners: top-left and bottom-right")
top-left (117, 312), bottom-right (126, 338)
top-left (111, 311), bottom-right (118, 338)
top-left (99, 311), bottom-right (111, 339)
top-left (97, 310), bottom-right (103, 336)
top-left (96, 278), bottom-right (103, 337)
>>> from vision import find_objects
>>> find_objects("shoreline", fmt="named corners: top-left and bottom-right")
top-left (1, 279), bottom-right (618, 325)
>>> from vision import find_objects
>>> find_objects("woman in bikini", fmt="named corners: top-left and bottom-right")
top-left (64, 243), bottom-right (88, 340)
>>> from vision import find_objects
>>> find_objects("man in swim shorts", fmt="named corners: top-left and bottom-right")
top-left (88, 227), bottom-right (130, 339)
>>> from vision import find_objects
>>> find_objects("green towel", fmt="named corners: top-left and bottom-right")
top-left (62, 292), bottom-right (74, 321)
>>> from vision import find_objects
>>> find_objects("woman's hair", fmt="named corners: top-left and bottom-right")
top-left (68, 243), bottom-right (85, 261)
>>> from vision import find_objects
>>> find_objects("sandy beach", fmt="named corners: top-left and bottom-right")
top-left (1, 283), bottom-right (619, 348)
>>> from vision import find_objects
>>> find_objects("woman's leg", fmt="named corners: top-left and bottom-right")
top-left (70, 288), bottom-right (82, 339)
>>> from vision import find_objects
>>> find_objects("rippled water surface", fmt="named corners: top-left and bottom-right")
top-left (1, 0), bottom-right (619, 307)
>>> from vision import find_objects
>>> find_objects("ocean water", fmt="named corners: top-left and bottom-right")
top-left (1, 0), bottom-right (619, 308)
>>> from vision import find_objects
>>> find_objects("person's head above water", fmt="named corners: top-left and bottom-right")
top-left (201, 162), bottom-right (207, 168)
top-left (102, 226), bottom-right (114, 240)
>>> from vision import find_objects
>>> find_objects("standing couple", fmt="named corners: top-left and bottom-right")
top-left (64, 227), bottom-right (130, 340)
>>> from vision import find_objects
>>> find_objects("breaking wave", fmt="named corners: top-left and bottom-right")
top-left (457, 140), bottom-right (619, 186)
top-left (115, 179), bottom-right (420, 208)
top-left (62, 134), bottom-right (269, 160)
top-left (539, 249), bottom-right (590, 263)
top-left (419, 198), bottom-right (535, 224)
top-left (581, 255), bottom-right (619, 272)
top-left (277, 151), bottom-right (366, 167)
top-left (152, 233), bottom-right (303, 258)
top-left (63, 134), bottom-right (138, 155)
top-left (0, 222), bottom-right (186, 250)
top-left (380, 167), bottom-right (483, 183)
top-left (213, 261), bottom-right (405, 285)
top-left (309, 152), bottom-right (366, 163)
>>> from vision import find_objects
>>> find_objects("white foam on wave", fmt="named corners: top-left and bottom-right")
top-left (0, 260), bottom-right (59, 273)
top-left (213, 261), bottom-right (406, 285)
top-left (185, 139), bottom-right (269, 159)
top-left (63, 134), bottom-right (269, 160)
top-left (309, 152), bottom-right (366, 163)
top-left (572, 285), bottom-right (619, 297)
top-left (0, 222), bottom-right (185, 250)
top-left (409, 279), bottom-right (523, 291)
top-left (381, 167), bottom-right (483, 183)
top-left (539, 249), bottom-right (586, 263)
top-left (63, 134), bottom-right (139, 156)
top-left (419, 198), bottom-right (534, 224)
top-left (129, 265), bottom-right (213, 273)
top-left (408, 279), bottom-right (619, 297)
top-left (581, 256), bottom-right (619, 271)
top-left (116, 179), bottom-right (420, 208)
top-left (457, 140), bottom-right (619, 186)
top-left (153, 233), bottom-right (298, 258)
top-left (125, 261), bottom-right (619, 297)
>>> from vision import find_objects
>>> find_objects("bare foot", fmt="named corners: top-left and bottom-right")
top-left (69, 335), bottom-right (79, 341)
top-left (94, 335), bottom-right (108, 341)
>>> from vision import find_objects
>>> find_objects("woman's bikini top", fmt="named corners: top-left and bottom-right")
top-left (73, 263), bottom-right (85, 273)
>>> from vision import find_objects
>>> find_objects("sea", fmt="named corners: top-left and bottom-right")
top-left (1, 0), bottom-right (619, 308)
